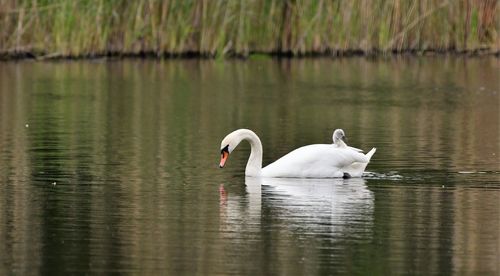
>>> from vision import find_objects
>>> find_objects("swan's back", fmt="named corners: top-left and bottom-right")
top-left (261, 144), bottom-right (374, 178)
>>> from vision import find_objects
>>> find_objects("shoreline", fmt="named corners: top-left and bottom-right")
top-left (1, 48), bottom-right (498, 61)
top-left (2, 1), bottom-right (497, 62)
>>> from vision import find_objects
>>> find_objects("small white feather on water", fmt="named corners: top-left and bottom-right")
top-left (458, 171), bottom-right (487, 174)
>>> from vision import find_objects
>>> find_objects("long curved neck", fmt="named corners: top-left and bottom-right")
top-left (238, 130), bottom-right (263, 176)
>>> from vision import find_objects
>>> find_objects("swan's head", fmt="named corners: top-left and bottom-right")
top-left (333, 129), bottom-right (347, 144)
top-left (219, 129), bottom-right (262, 171)
top-left (219, 131), bottom-right (239, 168)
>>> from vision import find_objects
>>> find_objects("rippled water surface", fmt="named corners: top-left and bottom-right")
top-left (0, 57), bottom-right (498, 275)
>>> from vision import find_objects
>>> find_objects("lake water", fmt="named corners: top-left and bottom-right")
top-left (0, 57), bottom-right (498, 275)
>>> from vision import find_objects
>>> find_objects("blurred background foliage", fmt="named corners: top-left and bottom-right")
top-left (0, 0), bottom-right (498, 58)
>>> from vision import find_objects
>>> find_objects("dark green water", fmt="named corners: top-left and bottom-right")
top-left (0, 57), bottom-right (498, 275)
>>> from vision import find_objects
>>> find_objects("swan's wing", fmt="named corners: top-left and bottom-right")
top-left (262, 145), bottom-right (369, 178)
top-left (342, 148), bottom-right (376, 177)
top-left (332, 142), bottom-right (363, 152)
top-left (336, 147), bottom-right (370, 163)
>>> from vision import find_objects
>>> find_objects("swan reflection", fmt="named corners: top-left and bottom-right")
top-left (220, 177), bottom-right (374, 237)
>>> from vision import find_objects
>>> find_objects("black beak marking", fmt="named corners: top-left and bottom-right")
top-left (221, 145), bottom-right (229, 154)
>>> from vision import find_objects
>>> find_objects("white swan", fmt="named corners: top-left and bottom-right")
top-left (331, 129), bottom-right (375, 177)
top-left (219, 129), bottom-right (376, 178)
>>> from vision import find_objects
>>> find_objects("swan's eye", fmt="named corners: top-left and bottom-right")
top-left (221, 145), bottom-right (229, 154)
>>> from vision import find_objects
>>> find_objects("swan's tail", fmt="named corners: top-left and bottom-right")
top-left (342, 147), bottom-right (377, 177)
top-left (365, 148), bottom-right (376, 161)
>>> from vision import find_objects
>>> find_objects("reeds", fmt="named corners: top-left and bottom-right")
top-left (0, 0), bottom-right (498, 58)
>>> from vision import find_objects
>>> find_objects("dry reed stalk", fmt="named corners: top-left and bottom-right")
top-left (0, 0), bottom-right (497, 58)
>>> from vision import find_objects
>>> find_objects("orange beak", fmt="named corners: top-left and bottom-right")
top-left (219, 151), bottom-right (229, 168)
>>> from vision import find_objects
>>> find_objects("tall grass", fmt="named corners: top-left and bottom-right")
top-left (0, 0), bottom-right (498, 58)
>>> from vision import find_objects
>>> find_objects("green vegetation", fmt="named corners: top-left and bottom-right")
top-left (0, 0), bottom-right (498, 58)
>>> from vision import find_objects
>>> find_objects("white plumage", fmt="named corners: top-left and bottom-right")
top-left (219, 129), bottom-right (376, 178)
